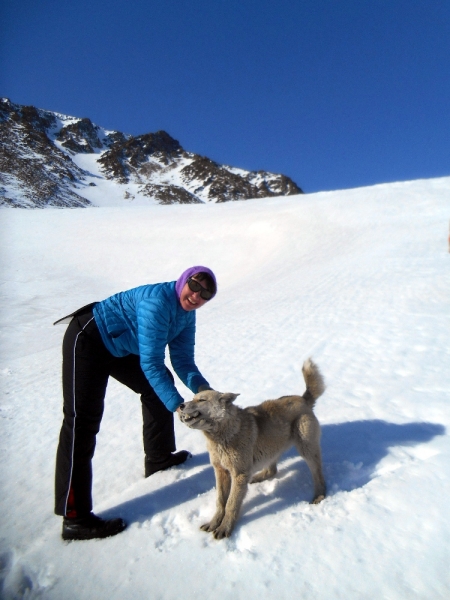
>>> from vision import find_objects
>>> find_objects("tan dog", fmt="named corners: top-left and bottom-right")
top-left (178, 358), bottom-right (326, 539)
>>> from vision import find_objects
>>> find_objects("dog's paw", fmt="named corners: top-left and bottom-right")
top-left (251, 465), bottom-right (277, 483)
top-left (311, 494), bottom-right (325, 505)
top-left (200, 518), bottom-right (222, 533)
top-left (250, 472), bottom-right (266, 484)
top-left (212, 524), bottom-right (233, 540)
top-left (201, 519), bottom-right (234, 539)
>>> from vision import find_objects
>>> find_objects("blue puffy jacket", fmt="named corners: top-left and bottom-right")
top-left (93, 281), bottom-right (209, 412)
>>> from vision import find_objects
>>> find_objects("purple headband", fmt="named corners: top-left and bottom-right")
top-left (175, 266), bottom-right (217, 299)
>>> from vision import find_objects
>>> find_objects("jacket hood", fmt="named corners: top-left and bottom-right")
top-left (175, 266), bottom-right (217, 299)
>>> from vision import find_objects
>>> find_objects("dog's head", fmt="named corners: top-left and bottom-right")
top-left (178, 390), bottom-right (240, 433)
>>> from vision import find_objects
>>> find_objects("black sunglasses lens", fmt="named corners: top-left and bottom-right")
top-left (187, 279), bottom-right (200, 292)
top-left (188, 278), bottom-right (212, 300)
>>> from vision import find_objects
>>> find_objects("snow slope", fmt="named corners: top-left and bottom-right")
top-left (0, 176), bottom-right (449, 599)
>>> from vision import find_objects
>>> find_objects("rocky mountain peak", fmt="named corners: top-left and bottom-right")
top-left (0, 98), bottom-right (57, 133)
top-left (0, 99), bottom-right (303, 208)
top-left (57, 118), bottom-right (104, 154)
top-left (98, 130), bottom-right (185, 184)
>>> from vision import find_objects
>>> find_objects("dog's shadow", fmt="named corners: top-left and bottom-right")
top-left (240, 419), bottom-right (445, 526)
top-left (103, 420), bottom-right (445, 527)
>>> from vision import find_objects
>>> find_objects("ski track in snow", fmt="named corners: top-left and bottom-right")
top-left (0, 177), bottom-right (449, 599)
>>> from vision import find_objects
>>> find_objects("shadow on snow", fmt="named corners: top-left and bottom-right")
top-left (103, 420), bottom-right (445, 527)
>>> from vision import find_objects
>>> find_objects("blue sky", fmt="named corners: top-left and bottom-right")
top-left (1, 0), bottom-right (449, 192)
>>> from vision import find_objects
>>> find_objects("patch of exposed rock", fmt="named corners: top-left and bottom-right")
top-left (0, 99), bottom-right (90, 208)
top-left (139, 183), bottom-right (202, 205)
top-left (98, 131), bottom-right (185, 184)
top-left (57, 118), bottom-right (104, 154)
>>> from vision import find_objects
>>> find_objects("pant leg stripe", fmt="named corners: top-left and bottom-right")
top-left (63, 316), bottom-right (95, 516)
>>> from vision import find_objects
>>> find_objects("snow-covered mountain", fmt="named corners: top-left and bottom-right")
top-left (0, 98), bottom-right (302, 208)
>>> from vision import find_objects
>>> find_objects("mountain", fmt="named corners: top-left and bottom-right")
top-left (0, 98), bottom-right (303, 208)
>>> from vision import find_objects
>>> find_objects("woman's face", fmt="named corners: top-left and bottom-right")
top-left (179, 277), bottom-right (210, 311)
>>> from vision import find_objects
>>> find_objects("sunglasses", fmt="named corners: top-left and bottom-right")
top-left (187, 277), bottom-right (213, 300)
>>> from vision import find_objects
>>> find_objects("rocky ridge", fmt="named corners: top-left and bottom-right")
top-left (0, 98), bottom-right (303, 208)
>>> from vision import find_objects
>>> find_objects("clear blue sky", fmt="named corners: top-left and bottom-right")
top-left (1, 0), bottom-right (449, 192)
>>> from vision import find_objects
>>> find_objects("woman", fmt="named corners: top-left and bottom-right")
top-left (55, 266), bottom-right (217, 541)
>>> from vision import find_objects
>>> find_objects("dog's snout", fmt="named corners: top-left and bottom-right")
top-left (179, 403), bottom-right (185, 410)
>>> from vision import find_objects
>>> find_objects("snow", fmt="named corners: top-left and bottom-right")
top-left (0, 176), bottom-right (449, 599)
top-left (66, 148), bottom-right (201, 207)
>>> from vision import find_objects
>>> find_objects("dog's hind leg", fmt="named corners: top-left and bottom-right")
top-left (295, 414), bottom-right (326, 503)
top-left (302, 451), bottom-right (326, 504)
top-left (251, 463), bottom-right (277, 483)
top-left (201, 464), bottom-right (231, 533)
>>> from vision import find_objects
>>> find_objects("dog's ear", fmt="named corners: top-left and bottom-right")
top-left (219, 393), bottom-right (240, 404)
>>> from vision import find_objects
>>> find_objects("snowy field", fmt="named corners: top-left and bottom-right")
top-left (0, 177), bottom-right (449, 599)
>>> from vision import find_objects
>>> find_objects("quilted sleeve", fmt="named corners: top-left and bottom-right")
top-left (168, 317), bottom-right (209, 394)
top-left (136, 298), bottom-right (184, 412)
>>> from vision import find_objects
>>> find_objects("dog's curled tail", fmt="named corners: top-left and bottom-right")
top-left (302, 358), bottom-right (325, 406)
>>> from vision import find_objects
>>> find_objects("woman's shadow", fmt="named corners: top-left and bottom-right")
top-left (103, 420), bottom-right (445, 526)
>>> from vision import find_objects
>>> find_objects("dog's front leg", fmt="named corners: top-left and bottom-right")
top-left (211, 473), bottom-right (249, 540)
top-left (201, 465), bottom-right (231, 533)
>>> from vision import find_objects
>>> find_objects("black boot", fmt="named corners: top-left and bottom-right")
top-left (144, 450), bottom-right (191, 477)
top-left (62, 513), bottom-right (127, 541)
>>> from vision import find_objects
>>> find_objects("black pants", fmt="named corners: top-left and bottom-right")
top-left (54, 305), bottom-right (176, 517)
